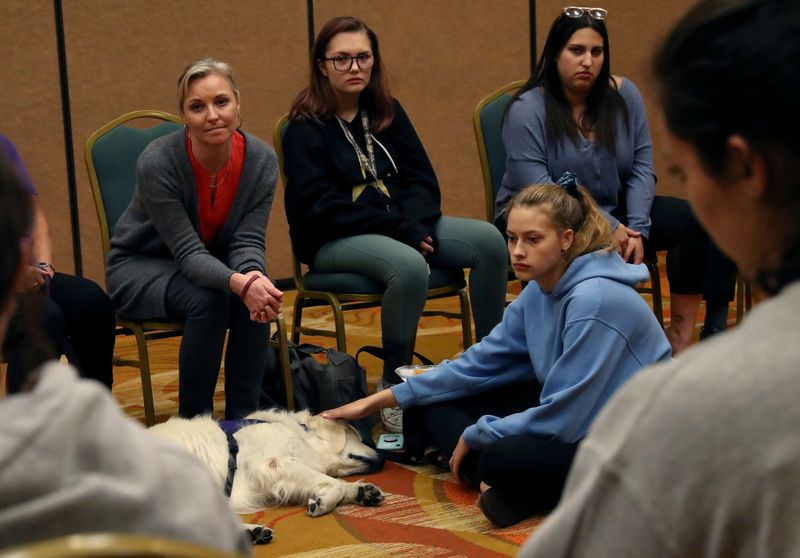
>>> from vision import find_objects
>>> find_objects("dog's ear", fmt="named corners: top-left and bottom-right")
top-left (308, 416), bottom-right (347, 453)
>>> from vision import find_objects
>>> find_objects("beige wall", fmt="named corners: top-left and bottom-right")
top-left (0, 2), bottom-right (70, 272)
top-left (0, 0), bottom-right (696, 285)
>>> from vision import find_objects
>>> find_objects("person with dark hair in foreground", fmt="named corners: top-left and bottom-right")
top-left (520, 1), bottom-right (800, 555)
top-left (0, 154), bottom-right (251, 553)
top-left (0, 134), bottom-right (115, 393)
top-left (283, 16), bottom-right (508, 433)
top-left (497, 6), bottom-right (737, 354)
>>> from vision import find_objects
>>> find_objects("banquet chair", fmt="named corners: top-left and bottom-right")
top-left (85, 110), bottom-right (293, 425)
top-left (0, 532), bottom-right (245, 558)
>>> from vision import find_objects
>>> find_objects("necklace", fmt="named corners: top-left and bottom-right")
top-left (210, 164), bottom-right (231, 189)
top-left (208, 151), bottom-right (233, 206)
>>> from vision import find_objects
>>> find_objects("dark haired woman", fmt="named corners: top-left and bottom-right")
top-left (107, 59), bottom-right (281, 420)
top-left (496, 7), bottom-right (737, 354)
top-left (0, 134), bottom-right (115, 393)
top-left (283, 16), bottom-right (508, 432)
top-left (521, 0), bottom-right (800, 554)
top-left (323, 174), bottom-right (670, 527)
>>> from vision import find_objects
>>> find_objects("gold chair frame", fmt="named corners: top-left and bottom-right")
top-left (0, 532), bottom-right (245, 558)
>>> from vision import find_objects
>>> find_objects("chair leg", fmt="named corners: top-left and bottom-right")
top-left (735, 276), bottom-right (753, 324)
top-left (648, 262), bottom-right (664, 328)
top-left (132, 328), bottom-right (156, 426)
top-left (291, 297), bottom-right (304, 345)
top-left (274, 314), bottom-right (294, 411)
top-left (745, 281), bottom-right (752, 312)
top-left (329, 298), bottom-right (348, 353)
top-left (458, 288), bottom-right (472, 349)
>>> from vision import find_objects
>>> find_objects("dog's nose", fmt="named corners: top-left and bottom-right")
top-left (347, 452), bottom-right (385, 473)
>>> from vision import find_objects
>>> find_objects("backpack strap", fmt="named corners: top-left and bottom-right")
top-left (355, 345), bottom-right (434, 367)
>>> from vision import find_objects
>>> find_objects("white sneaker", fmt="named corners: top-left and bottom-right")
top-left (377, 380), bottom-right (403, 433)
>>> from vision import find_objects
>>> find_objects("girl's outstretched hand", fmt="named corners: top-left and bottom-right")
top-left (321, 389), bottom-right (399, 421)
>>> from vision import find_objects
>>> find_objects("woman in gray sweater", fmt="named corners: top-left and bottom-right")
top-left (107, 59), bottom-right (282, 419)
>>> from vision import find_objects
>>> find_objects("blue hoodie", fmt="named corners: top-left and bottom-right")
top-left (392, 250), bottom-right (671, 451)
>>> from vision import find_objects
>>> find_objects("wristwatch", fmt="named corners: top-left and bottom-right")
top-left (36, 261), bottom-right (55, 275)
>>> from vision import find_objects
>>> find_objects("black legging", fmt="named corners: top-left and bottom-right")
top-left (403, 381), bottom-right (579, 516)
top-left (644, 196), bottom-right (737, 303)
top-left (165, 273), bottom-right (268, 419)
top-left (4, 272), bottom-right (115, 393)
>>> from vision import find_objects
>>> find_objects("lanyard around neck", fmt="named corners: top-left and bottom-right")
top-left (336, 109), bottom-right (380, 186)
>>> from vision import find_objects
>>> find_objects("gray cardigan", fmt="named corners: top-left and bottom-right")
top-left (107, 130), bottom-right (278, 320)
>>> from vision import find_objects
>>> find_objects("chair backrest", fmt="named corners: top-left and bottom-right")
top-left (472, 80), bottom-right (526, 222)
top-left (0, 532), bottom-right (244, 558)
top-left (272, 113), bottom-right (306, 290)
top-left (84, 110), bottom-right (183, 259)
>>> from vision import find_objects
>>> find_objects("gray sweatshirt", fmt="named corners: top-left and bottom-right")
top-left (0, 363), bottom-right (251, 553)
top-left (520, 282), bottom-right (800, 557)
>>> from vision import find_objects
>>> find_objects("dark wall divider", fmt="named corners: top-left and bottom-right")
top-left (54, 0), bottom-right (82, 276)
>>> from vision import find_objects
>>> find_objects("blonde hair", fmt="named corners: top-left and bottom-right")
top-left (177, 58), bottom-right (240, 111)
top-left (506, 183), bottom-right (614, 265)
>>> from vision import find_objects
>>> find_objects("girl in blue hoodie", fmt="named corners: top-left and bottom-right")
top-left (323, 174), bottom-right (671, 526)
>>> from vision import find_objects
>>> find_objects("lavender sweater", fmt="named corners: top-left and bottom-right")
top-left (496, 79), bottom-right (656, 237)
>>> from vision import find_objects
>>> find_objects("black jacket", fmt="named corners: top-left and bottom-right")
top-left (283, 99), bottom-right (442, 264)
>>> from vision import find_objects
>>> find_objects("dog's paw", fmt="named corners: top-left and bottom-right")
top-left (307, 483), bottom-right (346, 517)
top-left (243, 524), bottom-right (273, 545)
top-left (355, 483), bottom-right (384, 506)
top-left (307, 496), bottom-right (325, 517)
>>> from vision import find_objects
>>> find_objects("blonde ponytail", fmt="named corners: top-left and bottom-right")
top-left (505, 175), bottom-right (613, 266)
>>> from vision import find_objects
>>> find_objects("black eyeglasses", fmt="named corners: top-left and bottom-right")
top-left (562, 6), bottom-right (608, 20)
top-left (320, 52), bottom-right (374, 72)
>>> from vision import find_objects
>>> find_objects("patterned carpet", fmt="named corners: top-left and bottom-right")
top-left (108, 282), bottom-right (546, 557)
top-left (7, 262), bottom-right (744, 556)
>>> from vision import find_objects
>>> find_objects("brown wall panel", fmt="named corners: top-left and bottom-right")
top-left (63, 0), bottom-right (309, 284)
top-left (314, 0), bottom-right (530, 222)
top-left (0, 1), bottom-right (73, 273)
top-left (3, 1), bottom-right (702, 287)
top-left (536, 0), bottom-right (695, 198)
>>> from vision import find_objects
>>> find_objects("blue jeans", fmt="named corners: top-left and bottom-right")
top-left (314, 216), bottom-right (508, 383)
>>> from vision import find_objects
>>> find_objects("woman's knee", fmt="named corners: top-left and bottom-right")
top-left (174, 283), bottom-right (229, 320)
top-left (386, 252), bottom-right (429, 291)
top-left (437, 217), bottom-right (508, 268)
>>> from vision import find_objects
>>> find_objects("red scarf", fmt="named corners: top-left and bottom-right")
top-left (187, 130), bottom-right (244, 245)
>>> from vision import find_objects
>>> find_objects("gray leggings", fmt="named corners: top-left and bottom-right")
top-left (314, 216), bottom-right (508, 383)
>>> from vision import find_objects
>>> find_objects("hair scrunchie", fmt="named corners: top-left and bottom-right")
top-left (556, 171), bottom-right (581, 198)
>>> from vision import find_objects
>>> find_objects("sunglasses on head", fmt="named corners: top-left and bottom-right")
top-left (562, 6), bottom-right (608, 20)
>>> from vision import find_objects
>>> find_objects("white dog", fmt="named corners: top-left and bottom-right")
top-left (150, 409), bottom-right (384, 543)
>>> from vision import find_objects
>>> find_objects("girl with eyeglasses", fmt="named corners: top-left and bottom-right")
top-left (323, 176), bottom-right (670, 527)
top-left (283, 16), bottom-right (508, 433)
top-left (496, 6), bottom-right (738, 354)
